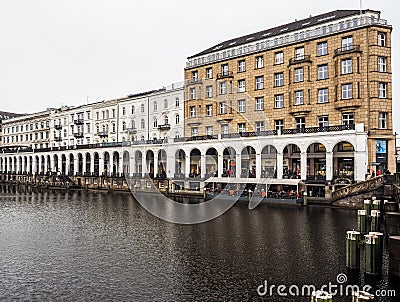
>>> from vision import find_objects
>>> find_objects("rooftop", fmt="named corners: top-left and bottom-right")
top-left (188, 9), bottom-right (381, 59)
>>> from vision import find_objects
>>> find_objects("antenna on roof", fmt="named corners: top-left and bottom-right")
top-left (359, 0), bottom-right (363, 14)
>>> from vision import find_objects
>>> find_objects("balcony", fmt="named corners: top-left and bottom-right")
top-left (216, 113), bottom-right (234, 122)
top-left (334, 98), bottom-right (363, 110)
top-left (73, 132), bottom-right (84, 138)
top-left (334, 45), bottom-right (362, 57)
top-left (288, 55), bottom-right (312, 66)
top-left (217, 71), bottom-right (234, 79)
top-left (186, 78), bottom-right (203, 85)
top-left (158, 124), bottom-right (171, 131)
top-left (289, 104), bottom-right (312, 116)
top-left (97, 131), bottom-right (108, 137)
top-left (54, 124), bottom-right (62, 130)
top-left (74, 118), bottom-right (84, 125)
top-left (54, 136), bottom-right (62, 142)
top-left (126, 127), bottom-right (137, 134)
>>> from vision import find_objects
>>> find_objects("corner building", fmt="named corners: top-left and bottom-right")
top-left (184, 9), bottom-right (395, 188)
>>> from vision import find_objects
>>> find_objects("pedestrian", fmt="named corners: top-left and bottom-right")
top-left (372, 170), bottom-right (376, 177)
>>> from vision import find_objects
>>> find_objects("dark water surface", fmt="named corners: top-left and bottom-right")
top-left (0, 185), bottom-right (398, 301)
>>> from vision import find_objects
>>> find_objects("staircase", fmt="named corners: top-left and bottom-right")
top-left (331, 175), bottom-right (398, 208)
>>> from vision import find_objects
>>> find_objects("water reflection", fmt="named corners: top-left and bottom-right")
top-left (0, 185), bottom-right (398, 301)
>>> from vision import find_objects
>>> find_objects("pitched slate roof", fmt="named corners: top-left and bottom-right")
top-left (188, 10), bottom-right (373, 59)
top-left (0, 111), bottom-right (24, 120)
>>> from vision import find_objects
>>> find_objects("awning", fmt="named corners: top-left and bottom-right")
top-left (205, 177), bottom-right (303, 186)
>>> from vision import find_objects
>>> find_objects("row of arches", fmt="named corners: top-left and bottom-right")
top-left (0, 141), bottom-right (355, 181)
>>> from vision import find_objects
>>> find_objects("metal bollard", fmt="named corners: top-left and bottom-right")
top-left (311, 290), bottom-right (333, 302)
top-left (358, 210), bottom-right (367, 234)
top-left (364, 234), bottom-right (381, 275)
top-left (370, 210), bottom-right (381, 232)
top-left (346, 231), bottom-right (361, 269)
top-left (352, 291), bottom-right (374, 301)
top-left (363, 200), bottom-right (371, 217)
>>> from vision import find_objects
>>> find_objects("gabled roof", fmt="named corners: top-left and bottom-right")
top-left (0, 111), bottom-right (24, 120)
top-left (188, 10), bottom-right (376, 59)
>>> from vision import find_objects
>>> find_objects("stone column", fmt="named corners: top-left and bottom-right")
top-left (354, 151), bottom-right (367, 182)
top-left (236, 153), bottom-right (241, 178)
top-left (218, 154), bottom-right (223, 177)
top-left (256, 153), bottom-right (261, 178)
top-left (118, 155), bottom-right (123, 176)
top-left (99, 157), bottom-right (104, 175)
top-left (201, 154), bottom-right (206, 178)
top-left (58, 156), bottom-right (63, 174)
top-left (73, 157), bottom-right (79, 176)
top-left (130, 155), bottom-right (135, 177)
top-left (90, 155), bottom-right (95, 175)
top-left (153, 152), bottom-right (158, 177)
top-left (38, 156), bottom-right (42, 174)
top-left (277, 152), bottom-right (283, 179)
top-left (185, 155), bottom-right (190, 178)
top-left (33, 157), bottom-right (38, 174)
top-left (300, 152), bottom-right (307, 180)
top-left (141, 154), bottom-right (147, 177)
top-left (325, 152), bottom-right (333, 182)
top-left (50, 156), bottom-right (55, 174)
top-left (82, 156), bottom-right (87, 175)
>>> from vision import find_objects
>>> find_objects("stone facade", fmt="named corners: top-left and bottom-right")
top-left (184, 10), bottom-right (395, 174)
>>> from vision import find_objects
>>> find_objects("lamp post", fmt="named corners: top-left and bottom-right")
top-left (395, 132), bottom-right (399, 181)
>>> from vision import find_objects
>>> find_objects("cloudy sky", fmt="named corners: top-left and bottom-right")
top-left (0, 0), bottom-right (398, 132)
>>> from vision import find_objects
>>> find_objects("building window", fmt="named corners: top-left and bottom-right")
top-left (378, 32), bottom-right (386, 46)
top-left (175, 114), bottom-right (180, 124)
top-left (318, 64), bottom-right (328, 80)
top-left (219, 102), bottom-right (227, 114)
top-left (191, 127), bottom-right (198, 137)
top-left (274, 73), bottom-right (284, 87)
top-left (342, 36), bottom-right (353, 51)
top-left (275, 119), bottom-right (284, 131)
top-left (342, 83), bottom-right (353, 99)
top-left (318, 88), bottom-right (329, 103)
top-left (342, 112), bottom-right (354, 125)
top-left (275, 94), bottom-right (284, 108)
top-left (341, 58), bottom-right (352, 74)
top-left (122, 107), bottom-right (126, 115)
top-left (206, 126), bottom-right (213, 136)
top-left (294, 68), bottom-right (303, 82)
top-left (220, 82), bottom-right (227, 94)
top-left (141, 104), bottom-right (145, 113)
top-left (206, 67), bottom-right (213, 79)
top-left (275, 52), bottom-right (283, 64)
top-left (131, 105), bottom-right (135, 114)
top-left (164, 99), bottom-right (168, 109)
top-left (238, 60), bottom-right (246, 72)
top-left (317, 42), bottom-right (328, 56)
top-left (378, 112), bottom-right (387, 129)
top-left (221, 124), bottom-right (229, 134)
top-left (112, 123), bottom-right (116, 133)
top-left (221, 64), bottom-right (229, 76)
top-left (256, 97), bottom-right (264, 111)
top-left (296, 117), bottom-right (305, 129)
top-left (206, 105), bottom-right (213, 116)
top-left (255, 121), bottom-right (264, 132)
top-left (294, 90), bottom-right (304, 105)
top-left (256, 56), bottom-right (264, 69)
top-left (318, 116), bottom-right (329, 127)
top-left (192, 70), bottom-right (198, 81)
top-left (176, 98), bottom-right (180, 107)
top-left (255, 76), bottom-right (264, 90)
top-left (189, 88), bottom-right (196, 100)
top-left (153, 118), bottom-right (158, 128)
top-left (295, 47), bottom-right (304, 60)
top-left (238, 79), bottom-right (246, 92)
top-left (190, 106), bottom-right (196, 118)
top-left (378, 83), bottom-right (387, 98)
top-left (206, 85), bottom-right (213, 98)
top-left (238, 99), bottom-right (246, 113)
top-left (237, 123), bottom-right (246, 133)
top-left (378, 57), bottom-right (387, 72)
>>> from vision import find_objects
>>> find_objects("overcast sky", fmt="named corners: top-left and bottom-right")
top-left (0, 0), bottom-right (398, 133)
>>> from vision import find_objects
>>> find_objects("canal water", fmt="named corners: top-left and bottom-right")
top-left (0, 185), bottom-right (398, 301)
